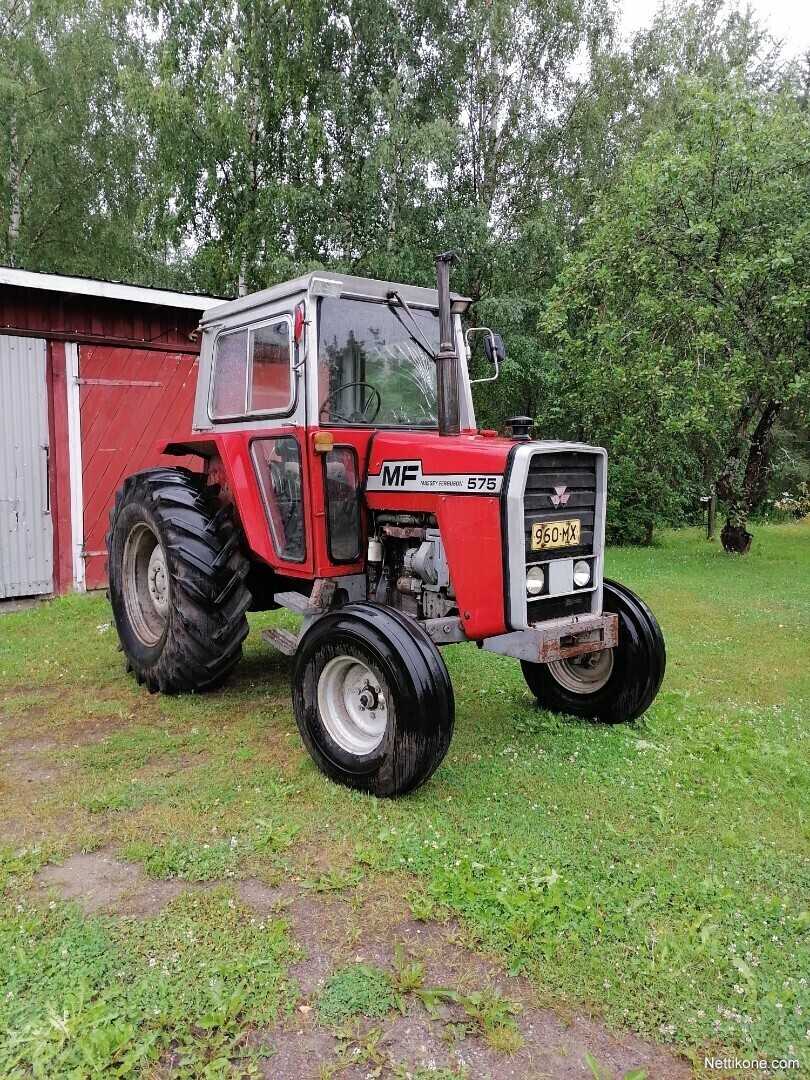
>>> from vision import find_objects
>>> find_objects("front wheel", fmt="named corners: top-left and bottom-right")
top-left (291, 604), bottom-right (454, 797)
top-left (521, 579), bottom-right (665, 724)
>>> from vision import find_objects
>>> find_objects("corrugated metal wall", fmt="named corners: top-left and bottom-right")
top-left (0, 334), bottom-right (53, 597)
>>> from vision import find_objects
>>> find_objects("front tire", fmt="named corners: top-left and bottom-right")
top-left (291, 604), bottom-right (454, 797)
top-left (521, 579), bottom-right (665, 724)
top-left (106, 467), bottom-right (251, 693)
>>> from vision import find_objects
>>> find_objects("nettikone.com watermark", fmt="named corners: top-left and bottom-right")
top-left (705, 1056), bottom-right (801, 1072)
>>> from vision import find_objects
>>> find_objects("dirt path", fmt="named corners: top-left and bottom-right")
top-left (28, 848), bottom-right (691, 1079)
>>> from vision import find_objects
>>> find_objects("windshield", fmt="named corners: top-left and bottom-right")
top-left (317, 296), bottom-right (440, 427)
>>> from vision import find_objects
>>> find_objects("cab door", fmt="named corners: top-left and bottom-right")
top-left (208, 308), bottom-right (313, 575)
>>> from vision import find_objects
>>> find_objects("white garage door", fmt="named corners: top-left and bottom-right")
top-left (0, 334), bottom-right (53, 598)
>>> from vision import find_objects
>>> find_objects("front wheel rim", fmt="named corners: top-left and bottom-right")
top-left (317, 655), bottom-right (389, 755)
top-left (547, 649), bottom-right (614, 695)
top-left (122, 522), bottom-right (169, 647)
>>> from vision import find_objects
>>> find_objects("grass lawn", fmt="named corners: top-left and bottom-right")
top-left (1, 522), bottom-right (808, 1078)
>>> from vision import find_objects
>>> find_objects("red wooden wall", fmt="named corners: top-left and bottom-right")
top-left (80, 345), bottom-right (199, 589)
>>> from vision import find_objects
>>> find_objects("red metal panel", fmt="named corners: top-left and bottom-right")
top-left (80, 345), bottom-right (199, 590)
top-left (159, 428), bottom-right (510, 640)
top-left (436, 495), bottom-right (506, 639)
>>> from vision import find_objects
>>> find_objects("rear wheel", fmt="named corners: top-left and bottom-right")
top-left (292, 603), bottom-right (454, 797)
top-left (106, 467), bottom-right (251, 693)
top-left (521, 579), bottom-right (665, 723)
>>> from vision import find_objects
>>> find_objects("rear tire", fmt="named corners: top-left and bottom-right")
top-left (106, 467), bottom-right (251, 693)
top-left (521, 579), bottom-right (665, 724)
top-left (292, 604), bottom-right (454, 797)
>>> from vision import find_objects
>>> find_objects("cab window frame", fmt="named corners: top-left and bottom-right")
top-left (208, 313), bottom-right (297, 422)
top-left (322, 444), bottom-right (362, 564)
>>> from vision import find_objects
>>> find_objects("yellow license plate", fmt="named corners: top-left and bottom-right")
top-left (531, 519), bottom-right (581, 551)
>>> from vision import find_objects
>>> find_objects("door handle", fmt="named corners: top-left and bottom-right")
top-left (42, 444), bottom-right (50, 514)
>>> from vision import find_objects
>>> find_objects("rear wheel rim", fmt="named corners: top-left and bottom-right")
top-left (547, 649), bottom-right (614, 695)
top-left (122, 522), bottom-right (168, 647)
top-left (317, 655), bottom-right (388, 755)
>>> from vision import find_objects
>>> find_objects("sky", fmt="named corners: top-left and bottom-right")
top-left (619, 0), bottom-right (810, 57)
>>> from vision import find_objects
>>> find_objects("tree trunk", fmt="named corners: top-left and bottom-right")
top-left (8, 117), bottom-right (21, 263)
top-left (720, 400), bottom-right (781, 554)
top-left (720, 521), bottom-right (753, 554)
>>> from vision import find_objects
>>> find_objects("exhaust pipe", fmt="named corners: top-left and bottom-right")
top-left (435, 251), bottom-right (461, 436)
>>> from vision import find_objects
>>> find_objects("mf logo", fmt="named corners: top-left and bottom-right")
top-left (550, 485), bottom-right (570, 507)
top-left (381, 463), bottom-right (419, 486)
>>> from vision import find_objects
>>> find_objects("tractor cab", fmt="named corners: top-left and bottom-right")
top-left (192, 269), bottom-right (477, 433)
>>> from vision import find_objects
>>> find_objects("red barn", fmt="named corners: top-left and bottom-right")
top-left (0, 267), bottom-right (224, 598)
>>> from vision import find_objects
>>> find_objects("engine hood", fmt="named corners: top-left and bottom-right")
top-left (364, 430), bottom-right (514, 505)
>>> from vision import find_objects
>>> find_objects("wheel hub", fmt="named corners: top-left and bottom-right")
top-left (121, 522), bottom-right (169, 647)
top-left (547, 648), bottom-right (614, 695)
top-left (317, 656), bottom-right (388, 755)
top-left (147, 547), bottom-right (169, 615)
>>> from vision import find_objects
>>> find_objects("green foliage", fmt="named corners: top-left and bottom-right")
top-left (3, 0), bottom-right (805, 547)
top-left (316, 964), bottom-right (397, 1025)
top-left (0, 0), bottom-right (177, 283)
top-left (585, 1053), bottom-right (649, 1080)
top-left (541, 79), bottom-right (810, 540)
top-left (775, 483), bottom-right (810, 519)
top-left (0, 845), bottom-right (44, 893)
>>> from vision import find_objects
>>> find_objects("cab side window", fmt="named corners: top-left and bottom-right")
top-left (210, 329), bottom-right (248, 419)
top-left (248, 320), bottom-right (293, 412)
top-left (210, 317), bottom-right (293, 420)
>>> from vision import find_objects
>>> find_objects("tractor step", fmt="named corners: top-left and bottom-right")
top-left (272, 591), bottom-right (314, 615)
top-left (273, 580), bottom-right (336, 616)
top-left (261, 627), bottom-right (299, 656)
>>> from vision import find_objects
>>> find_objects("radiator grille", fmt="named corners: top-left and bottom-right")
top-left (524, 451), bottom-right (598, 619)
top-left (523, 452), bottom-right (597, 562)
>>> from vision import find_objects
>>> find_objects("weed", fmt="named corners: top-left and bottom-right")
top-left (300, 866), bottom-right (363, 893)
top-left (392, 941), bottom-right (426, 994)
top-left (390, 1064), bottom-right (470, 1079)
top-left (332, 1017), bottom-right (388, 1070)
top-left (250, 817), bottom-right (300, 853)
top-left (456, 986), bottom-right (523, 1053)
top-left (0, 844), bottom-right (44, 891)
top-left (317, 965), bottom-right (397, 1025)
top-left (119, 839), bottom-right (241, 881)
top-left (406, 887), bottom-right (438, 922)
top-left (585, 1052), bottom-right (649, 1080)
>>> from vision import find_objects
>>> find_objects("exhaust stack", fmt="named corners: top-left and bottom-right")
top-left (435, 251), bottom-right (461, 437)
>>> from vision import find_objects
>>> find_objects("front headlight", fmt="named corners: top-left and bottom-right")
top-left (573, 560), bottom-right (591, 587)
top-left (526, 565), bottom-right (545, 596)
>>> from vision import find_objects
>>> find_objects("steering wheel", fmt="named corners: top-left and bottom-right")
top-left (319, 381), bottom-right (382, 424)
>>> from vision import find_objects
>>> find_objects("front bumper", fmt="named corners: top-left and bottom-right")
top-left (482, 612), bottom-right (618, 664)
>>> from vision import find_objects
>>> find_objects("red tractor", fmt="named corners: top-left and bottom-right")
top-left (106, 253), bottom-right (665, 797)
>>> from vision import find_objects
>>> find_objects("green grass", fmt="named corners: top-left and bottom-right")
top-left (0, 887), bottom-right (294, 1076)
top-left (1, 522), bottom-right (808, 1075)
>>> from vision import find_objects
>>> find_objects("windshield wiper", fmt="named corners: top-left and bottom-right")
top-left (386, 290), bottom-right (437, 362)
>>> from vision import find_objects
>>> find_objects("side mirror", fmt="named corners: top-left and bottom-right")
top-left (483, 332), bottom-right (505, 366)
top-left (465, 327), bottom-right (504, 386)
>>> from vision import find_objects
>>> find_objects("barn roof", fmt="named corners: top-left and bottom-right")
top-left (0, 266), bottom-right (225, 312)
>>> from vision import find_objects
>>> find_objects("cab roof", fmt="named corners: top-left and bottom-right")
top-left (199, 271), bottom-right (472, 327)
